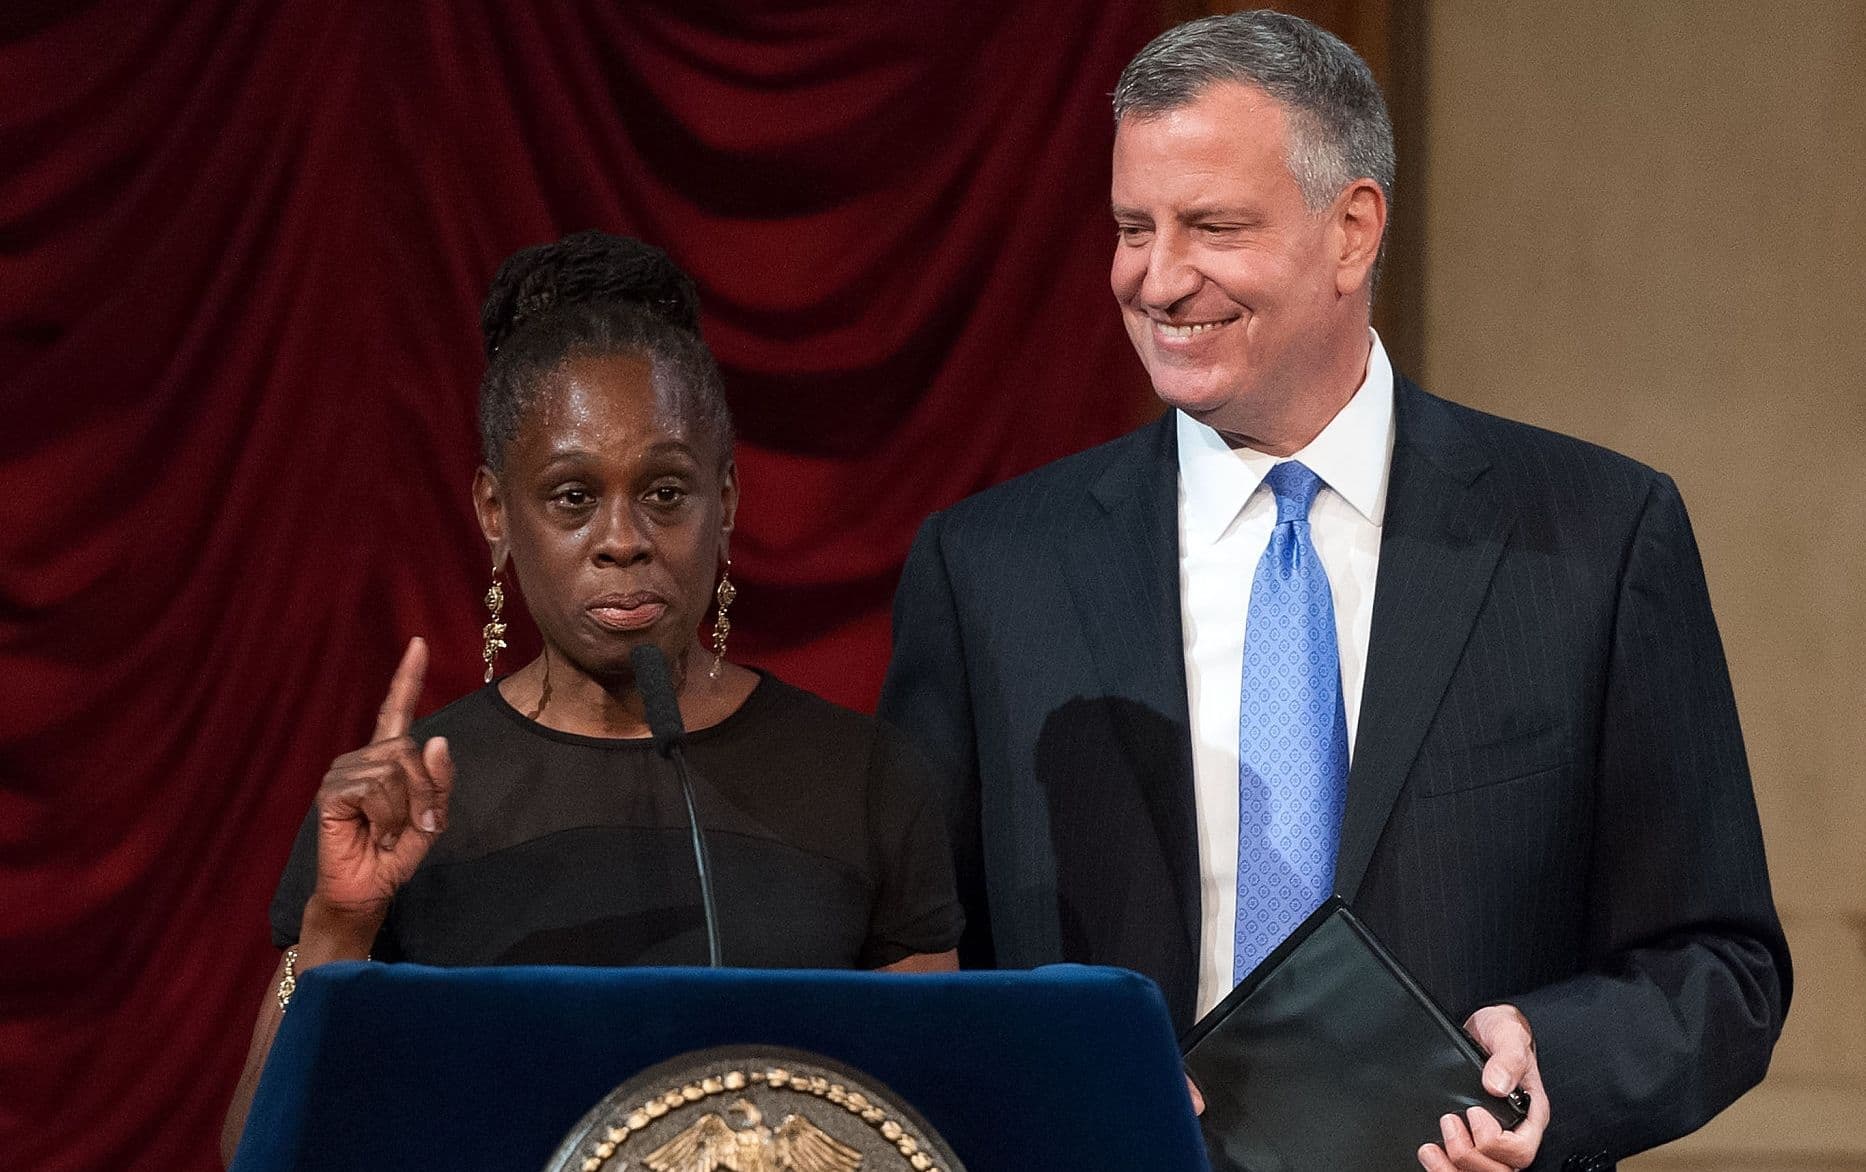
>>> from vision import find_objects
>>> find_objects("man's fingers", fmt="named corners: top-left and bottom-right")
top-left (1465, 1005), bottom-right (1533, 1097)
top-left (1526, 1075), bottom-right (1551, 1134)
top-left (1482, 1049), bottom-right (1528, 1098)
top-left (1418, 1142), bottom-right (1455, 1172)
top-left (1458, 1004), bottom-right (1550, 1171)
top-left (1467, 1106), bottom-right (1537, 1169)
top-left (1468, 1106), bottom-right (1504, 1147)
top-left (1505, 1062), bottom-right (1550, 1154)
top-left (373, 637), bottom-right (428, 742)
top-left (1438, 1113), bottom-right (1512, 1172)
top-left (416, 736), bottom-right (454, 834)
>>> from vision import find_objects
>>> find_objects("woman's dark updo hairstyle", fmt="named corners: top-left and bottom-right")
top-left (478, 230), bottom-right (733, 473)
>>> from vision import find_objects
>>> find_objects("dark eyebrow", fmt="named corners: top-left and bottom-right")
top-left (1111, 204), bottom-right (1263, 226)
top-left (1178, 205), bottom-right (1260, 225)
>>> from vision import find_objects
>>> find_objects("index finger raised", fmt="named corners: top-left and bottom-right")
top-left (373, 637), bottom-right (428, 742)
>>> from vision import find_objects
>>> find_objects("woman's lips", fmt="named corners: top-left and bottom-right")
top-left (586, 595), bottom-right (667, 631)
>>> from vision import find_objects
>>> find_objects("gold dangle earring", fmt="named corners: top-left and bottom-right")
top-left (482, 557), bottom-right (509, 683)
top-left (709, 558), bottom-right (736, 681)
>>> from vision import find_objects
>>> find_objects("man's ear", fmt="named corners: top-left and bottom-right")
top-left (1333, 177), bottom-right (1387, 298)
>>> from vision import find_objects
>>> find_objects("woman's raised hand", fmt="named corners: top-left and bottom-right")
top-left (311, 637), bottom-right (455, 929)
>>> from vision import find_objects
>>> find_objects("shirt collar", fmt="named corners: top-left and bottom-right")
top-left (1176, 329), bottom-right (1396, 546)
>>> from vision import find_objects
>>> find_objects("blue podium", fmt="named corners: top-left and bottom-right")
top-left (231, 962), bottom-right (1210, 1172)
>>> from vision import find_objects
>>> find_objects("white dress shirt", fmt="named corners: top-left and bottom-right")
top-left (1177, 331), bottom-right (1396, 1018)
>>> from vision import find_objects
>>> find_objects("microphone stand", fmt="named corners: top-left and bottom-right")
top-left (629, 645), bottom-right (723, 968)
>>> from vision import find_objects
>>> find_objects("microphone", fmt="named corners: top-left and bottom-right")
top-left (629, 644), bottom-right (723, 968)
top-left (631, 643), bottom-right (687, 758)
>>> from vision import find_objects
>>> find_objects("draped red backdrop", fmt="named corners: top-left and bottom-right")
top-left (0, 3), bottom-right (1158, 1167)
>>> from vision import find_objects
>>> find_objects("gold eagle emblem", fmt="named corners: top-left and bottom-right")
top-left (643, 1098), bottom-right (864, 1172)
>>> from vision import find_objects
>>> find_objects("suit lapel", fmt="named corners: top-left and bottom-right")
top-left (1060, 412), bottom-right (1202, 965)
top-left (1336, 379), bottom-right (1515, 902)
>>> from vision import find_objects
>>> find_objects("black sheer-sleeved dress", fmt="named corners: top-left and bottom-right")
top-left (271, 673), bottom-right (963, 969)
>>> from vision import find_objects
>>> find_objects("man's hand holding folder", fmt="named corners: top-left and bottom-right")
top-left (1419, 1004), bottom-right (1549, 1171)
top-left (1180, 898), bottom-right (1539, 1172)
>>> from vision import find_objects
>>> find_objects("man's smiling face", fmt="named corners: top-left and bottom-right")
top-left (1110, 81), bottom-right (1350, 441)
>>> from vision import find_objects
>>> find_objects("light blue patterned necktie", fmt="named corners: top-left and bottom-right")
top-left (1235, 460), bottom-right (1349, 980)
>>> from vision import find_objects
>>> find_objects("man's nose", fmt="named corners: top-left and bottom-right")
top-left (1139, 234), bottom-right (1201, 310)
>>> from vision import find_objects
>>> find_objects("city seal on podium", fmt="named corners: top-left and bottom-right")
top-left (542, 1046), bottom-right (968, 1172)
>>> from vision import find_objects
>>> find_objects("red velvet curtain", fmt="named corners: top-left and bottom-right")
top-left (0, 3), bottom-right (1157, 1167)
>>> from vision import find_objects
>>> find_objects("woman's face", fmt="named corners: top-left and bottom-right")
top-left (476, 351), bottom-right (735, 685)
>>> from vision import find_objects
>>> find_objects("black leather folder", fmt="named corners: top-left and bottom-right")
top-left (1180, 896), bottom-right (1529, 1172)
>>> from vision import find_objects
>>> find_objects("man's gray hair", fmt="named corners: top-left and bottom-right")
top-left (1113, 10), bottom-right (1395, 215)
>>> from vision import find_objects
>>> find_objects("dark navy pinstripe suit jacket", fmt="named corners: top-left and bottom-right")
top-left (879, 377), bottom-right (1789, 1170)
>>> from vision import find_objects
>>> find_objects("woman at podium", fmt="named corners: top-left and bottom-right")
top-left (222, 232), bottom-right (961, 1163)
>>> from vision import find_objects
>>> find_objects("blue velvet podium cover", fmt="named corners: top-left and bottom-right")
top-left (232, 962), bottom-right (1210, 1172)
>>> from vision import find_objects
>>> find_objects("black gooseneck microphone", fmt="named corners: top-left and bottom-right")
top-left (628, 644), bottom-right (723, 968)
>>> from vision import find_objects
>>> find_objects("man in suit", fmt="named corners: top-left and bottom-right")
top-left (878, 12), bottom-right (1788, 1172)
